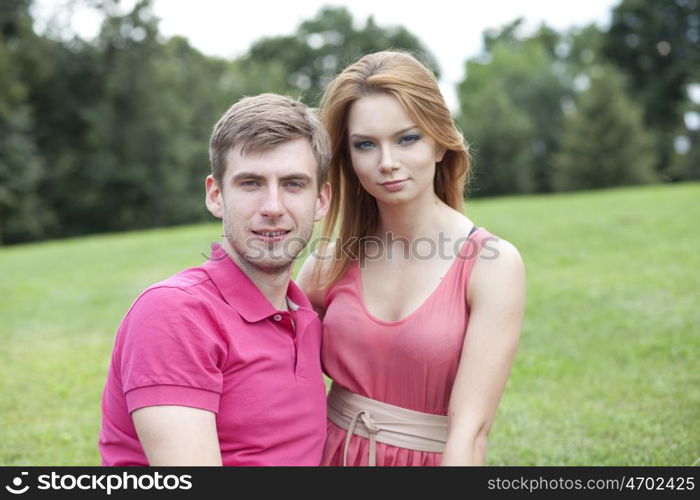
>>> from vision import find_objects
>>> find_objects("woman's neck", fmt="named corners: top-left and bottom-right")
top-left (375, 190), bottom-right (450, 241)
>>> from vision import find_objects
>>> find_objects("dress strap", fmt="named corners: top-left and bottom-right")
top-left (453, 226), bottom-right (497, 294)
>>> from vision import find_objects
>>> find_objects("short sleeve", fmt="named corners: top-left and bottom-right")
top-left (116, 286), bottom-right (228, 414)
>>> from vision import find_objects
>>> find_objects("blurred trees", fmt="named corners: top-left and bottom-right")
top-left (0, 0), bottom-right (240, 243)
top-left (602, 0), bottom-right (700, 180)
top-left (552, 64), bottom-right (657, 190)
top-left (458, 20), bottom-right (567, 196)
top-left (238, 6), bottom-right (438, 105)
top-left (0, 2), bottom-right (438, 244)
top-left (0, 0), bottom-right (696, 244)
top-left (83, 1), bottom-right (232, 233)
top-left (457, 0), bottom-right (697, 197)
top-left (0, 0), bottom-right (50, 243)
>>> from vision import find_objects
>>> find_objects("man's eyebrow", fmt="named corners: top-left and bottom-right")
top-left (230, 172), bottom-right (313, 183)
top-left (231, 172), bottom-right (264, 183)
top-left (280, 174), bottom-right (313, 183)
top-left (349, 125), bottom-right (418, 140)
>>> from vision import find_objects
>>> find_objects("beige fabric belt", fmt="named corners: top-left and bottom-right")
top-left (326, 383), bottom-right (448, 466)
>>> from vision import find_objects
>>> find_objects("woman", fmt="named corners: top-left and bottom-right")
top-left (297, 50), bottom-right (525, 466)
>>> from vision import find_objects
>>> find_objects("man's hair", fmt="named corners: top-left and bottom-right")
top-left (209, 93), bottom-right (331, 188)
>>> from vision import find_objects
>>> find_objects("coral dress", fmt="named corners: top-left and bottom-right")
top-left (320, 227), bottom-right (493, 466)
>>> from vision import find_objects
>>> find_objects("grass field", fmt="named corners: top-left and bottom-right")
top-left (1, 183), bottom-right (698, 465)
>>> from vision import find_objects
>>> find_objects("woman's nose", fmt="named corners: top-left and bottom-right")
top-left (378, 148), bottom-right (399, 173)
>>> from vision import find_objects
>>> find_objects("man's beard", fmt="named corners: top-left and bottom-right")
top-left (224, 220), bottom-right (313, 275)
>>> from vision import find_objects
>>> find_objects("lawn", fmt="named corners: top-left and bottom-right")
top-left (1, 183), bottom-right (698, 465)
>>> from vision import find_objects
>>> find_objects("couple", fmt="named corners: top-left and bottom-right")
top-left (99, 51), bottom-right (525, 467)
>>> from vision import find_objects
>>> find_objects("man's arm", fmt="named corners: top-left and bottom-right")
top-left (132, 406), bottom-right (222, 466)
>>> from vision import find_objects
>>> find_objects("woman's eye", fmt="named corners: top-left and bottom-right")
top-left (353, 140), bottom-right (375, 150)
top-left (399, 134), bottom-right (420, 145)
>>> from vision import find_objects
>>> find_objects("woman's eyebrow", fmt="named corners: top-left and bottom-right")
top-left (349, 125), bottom-right (418, 140)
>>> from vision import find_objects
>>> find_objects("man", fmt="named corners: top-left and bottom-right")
top-left (99, 94), bottom-right (332, 466)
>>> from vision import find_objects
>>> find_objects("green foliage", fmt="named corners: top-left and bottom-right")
top-left (668, 83), bottom-right (700, 180)
top-left (84, 4), bottom-right (233, 232)
top-left (602, 0), bottom-right (700, 175)
top-left (0, 0), bottom-right (251, 243)
top-left (0, 0), bottom-right (52, 244)
top-left (669, 130), bottom-right (700, 180)
top-left (1, 1), bottom-right (696, 244)
top-left (553, 65), bottom-right (657, 190)
top-left (458, 23), bottom-right (568, 195)
top-left (0, 2), bottom-right (438, 244)
top-left (0, 46), bottom-right (47, 244)
top-left (461, 82), bottom-right (536, 196)
top-left (239, 6), bottom-right (439, 106)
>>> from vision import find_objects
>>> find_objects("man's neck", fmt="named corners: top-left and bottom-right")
top-left (222, 241), bottom-right (292, 311)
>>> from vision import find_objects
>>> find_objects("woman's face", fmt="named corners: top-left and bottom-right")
top-left (346, 93), bottom-right (445, 206)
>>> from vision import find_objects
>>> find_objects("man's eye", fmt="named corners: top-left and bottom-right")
top-left (286, 181), bottom-right (304, 189)
top-left (399, 134), bottom-right (420, 145)
top-left (241, 180), bottom-right (260, 187)
top-left (353, 140), bottom-right (375, 150)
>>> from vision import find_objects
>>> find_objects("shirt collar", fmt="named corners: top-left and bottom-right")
top-left (201, 243), bottom-right (314, 322)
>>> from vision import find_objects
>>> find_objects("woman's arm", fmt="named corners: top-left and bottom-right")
top-left (296, 243), bottom-right (335, 318)
top-left (441, 238), bottom-right (525, 465)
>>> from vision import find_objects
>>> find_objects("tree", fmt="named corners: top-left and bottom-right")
top-left (462, 85), bottom-right (537, 196)
top-left (669, 100), bottom-right (700, 181)
top-left (552, 64), bottom-right (657, 190)
top-left (84, 0), bottom-right (233, 232)
top-left (239, 6), bottom-right (439, 105)
top-left (0, 0), bottom-right (53, 244)
top-left (458, 21), bottom-right (568, 195)
top-left (602, 0), bottom-right (700, 176)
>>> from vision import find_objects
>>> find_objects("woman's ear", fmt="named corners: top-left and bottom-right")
top-left (435, 145), bottom-right (447, 163)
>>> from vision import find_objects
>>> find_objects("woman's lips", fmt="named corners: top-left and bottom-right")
top-left (380, 179), bottom-right (407, 191)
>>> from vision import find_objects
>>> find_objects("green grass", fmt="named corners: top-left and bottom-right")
top-left (1, 183), bottom-right (698, 465)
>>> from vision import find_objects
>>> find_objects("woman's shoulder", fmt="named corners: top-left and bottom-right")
top-left (467, 233), bottom-right (525, 303)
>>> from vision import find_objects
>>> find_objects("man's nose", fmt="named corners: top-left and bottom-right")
top-left (260, 186), bottom-right (285, 218)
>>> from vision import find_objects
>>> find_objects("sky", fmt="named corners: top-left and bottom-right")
top-left (34, 0), bottom-right (622, 110)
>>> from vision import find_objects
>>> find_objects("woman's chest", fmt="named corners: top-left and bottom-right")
top-left (359, 256), bottom-right (463, 323)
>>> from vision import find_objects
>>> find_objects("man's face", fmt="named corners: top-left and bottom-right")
top-left (206, 138), bottom-right (330, 275)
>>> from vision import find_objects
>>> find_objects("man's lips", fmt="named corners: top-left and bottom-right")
top-left (252, 229), bottom-right (290, 235)
top-left (251, 229), bottom-right (291, 243)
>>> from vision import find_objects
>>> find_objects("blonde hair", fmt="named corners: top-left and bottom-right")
top-left (209, 93), bottom-right (331, 187)
top-left (318, 50), bottom-right (470, 287)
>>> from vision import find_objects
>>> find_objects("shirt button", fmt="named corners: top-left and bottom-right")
top-left (273, 314), bottom-right (282, 321)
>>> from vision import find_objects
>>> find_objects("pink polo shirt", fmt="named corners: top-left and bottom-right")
top-left (99, 244), bottom-right (327, 466)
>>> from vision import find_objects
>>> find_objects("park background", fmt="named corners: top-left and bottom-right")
top-left (1, 0), bottom-right (698, 465)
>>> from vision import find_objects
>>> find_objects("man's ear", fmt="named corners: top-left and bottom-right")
top-left (205, 175), bottom-right (224, 219)
top-left (314, 182), bottom-right (332, 222)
